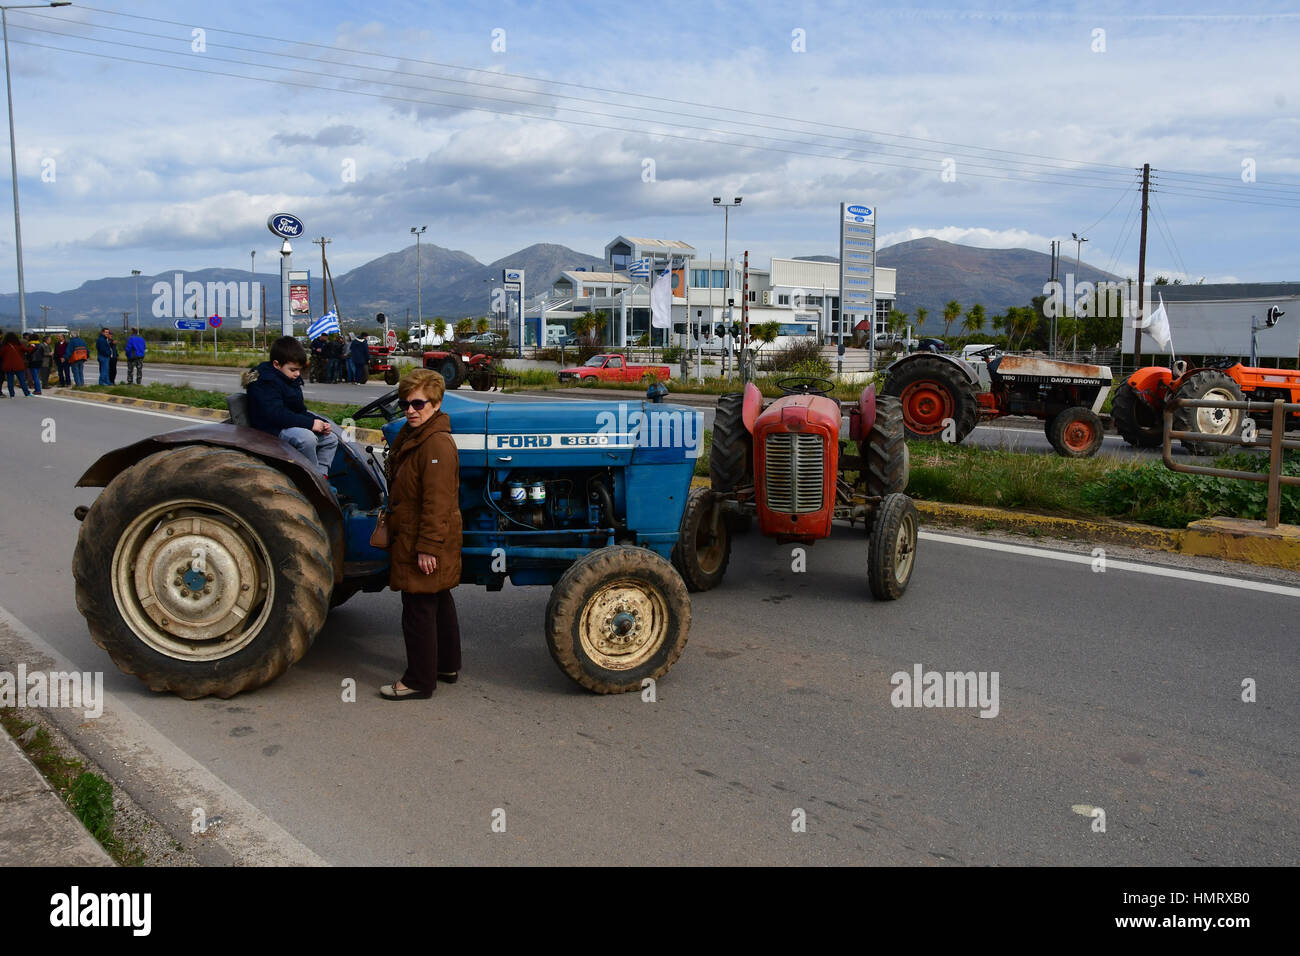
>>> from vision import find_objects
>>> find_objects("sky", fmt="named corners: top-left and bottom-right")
top-left (5, 0), bottom-right (1300, 300)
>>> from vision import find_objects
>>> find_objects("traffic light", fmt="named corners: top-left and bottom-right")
top-left (376, 312), bottom-right (387, 325)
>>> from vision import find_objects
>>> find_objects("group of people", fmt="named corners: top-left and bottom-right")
top-left (247, 336), bottom-right (461, 700)
top-left (309, 332), bottom-right (372, 383)
top-left (0, 326), bottom-right (148, 397)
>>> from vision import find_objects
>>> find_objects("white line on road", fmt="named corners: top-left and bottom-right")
top-left (0, 602), bottom-right (327, 866)
top-left (37, 394), bottom-right (211, 424)
top-left (920, 531), bottom-right (1300, 598)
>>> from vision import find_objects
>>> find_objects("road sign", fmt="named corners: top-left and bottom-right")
top-left (174, 319), bottom-right (206, 331)
top-left (385, 328), bottom-right (397, 349)
top-left (209, 315), bottom-right (223, 329)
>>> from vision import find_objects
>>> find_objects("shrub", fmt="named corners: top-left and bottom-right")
top-left (760, 338), bottom-right (823, 372)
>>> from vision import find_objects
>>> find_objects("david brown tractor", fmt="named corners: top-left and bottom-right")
top-left (71, 389), bottom-right (701, 698)
top-left (882, 348), bottom-right (1114, 457)
top-left (671, 377), bottom-right (917, 601)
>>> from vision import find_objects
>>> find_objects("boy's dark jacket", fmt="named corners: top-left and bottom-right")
top-left (245, 361), bottom-right (318, 434)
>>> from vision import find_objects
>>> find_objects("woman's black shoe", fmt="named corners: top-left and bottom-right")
top-left (437, 671), bottom-right (458, 684)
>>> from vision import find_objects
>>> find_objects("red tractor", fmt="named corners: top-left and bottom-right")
top-left (672, 377), bottom-right (917, 601)
top-left (424, 347), bottom-right (509, 391)
top-left (367, 343), bottom-right (401, 385)
top-left (1112, 360), bottom-right (1300, 455)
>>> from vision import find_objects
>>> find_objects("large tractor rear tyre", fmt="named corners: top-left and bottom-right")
top-left (433, 354), bottom-right (465, 391)
top-left (383, 368), bottom-right (399, 386)
top-left (863, 395), bottom-right (909, 498)
top-left (1172, 370), bottom-right (1245, 455)
top-left (72, 446), bottom-right (334, 699)
top-left (868, 494), bottom-right (918, 601)
top-left (1111, 382), bottom-right (1163, 448)
top-left (1047, 407), bottom-right (1105, 458)
top-left (671, 488), bottom-right (731, 592)
top-left (545, 546), bottom-right (691, 693)
top-left (884, 357), bottom-right (978, 443)
top-left (709, 392), bottom-right (752, 492)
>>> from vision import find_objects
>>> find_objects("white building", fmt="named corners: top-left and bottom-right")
top-left (525, 234), bottom-right (897, 348)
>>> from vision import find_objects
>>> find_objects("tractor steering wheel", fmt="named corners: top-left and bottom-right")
top-left (776, 376), bottom-right (835, 397)
top-left (353, 388), bottom-right (401, 422)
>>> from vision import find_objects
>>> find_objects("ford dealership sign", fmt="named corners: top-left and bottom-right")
top-left (267, 213), bottom-right (304, 239)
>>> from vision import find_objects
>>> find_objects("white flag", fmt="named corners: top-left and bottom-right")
top-left (650, 265), bottom-right (672, 329)
top-left (1140, 293), bottom-right (1172, 351)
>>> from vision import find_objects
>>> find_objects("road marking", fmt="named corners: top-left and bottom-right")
top-left (0, 602), bottom-right (327, 866)
top-left (920, 531), bottom-right (1300, 598)
top-left (37, 394), bottom-right (206, 424)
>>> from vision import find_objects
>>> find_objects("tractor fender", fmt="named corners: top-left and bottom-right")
top-left (1127, 365), bottom-right (1174, 404)
top-left (884, 351), bottom-right (981, 387)
top-left (75, 424), bottom-right (346, 584)
top-left (742, 382), bottom-right (764, 432)
top-left (848, 384), bottom-right (877, 441)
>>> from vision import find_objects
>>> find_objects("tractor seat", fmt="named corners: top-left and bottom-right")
top-left (226, 392), bottom-right (251, 427)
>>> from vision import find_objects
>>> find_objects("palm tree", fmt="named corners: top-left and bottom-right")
top-left (887, 309), bottom-right (908, 337)
top-left (962, 303), bottom-right (986, 337)
top-left (454, 318), bottom-right (473, 338)
top-left (914, 306), bottom-right (928, 334)
top-left (572, 313), bottom-right (595, 342)
top-left (433, 317), bottom-right (447, 342)
top-left (942, 300), bottom-right (962, 338)
top-left (475, 316), bottom-right (490, 335)
top-left (588, 310), bottom-right (608, 344)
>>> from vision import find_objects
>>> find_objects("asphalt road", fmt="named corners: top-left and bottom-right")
top-left (0, 391), bottom-right (1294, 865)
top-left (140, 363), bottom-right (1188, 459)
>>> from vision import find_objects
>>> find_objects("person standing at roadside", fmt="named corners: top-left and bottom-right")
top-left (95, 328), bottom-right (112, 385)
top-left (380, 368), bottom-right (463, 700)
top-left (350, 334), bottom-right (370, 384)
top-left (2, 332), bottom-right (31, 397)
top-left (53, 333), bottom-right (68, 387)
top-left (24, 334), bottom-right (44, 395)
top-left (67, 332), bottom-right (89, 386)
top-left (126, 328), bottom-right (147, 384)
top-left (108, 331), bottom-right (120, 384)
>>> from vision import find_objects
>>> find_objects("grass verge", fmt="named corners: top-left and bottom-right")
top-left (0, 709), bottom-right (146, 865)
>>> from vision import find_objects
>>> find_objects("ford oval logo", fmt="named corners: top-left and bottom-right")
top-left (267, 213), bottom-right (304, 239)
top-left (506, 271), bottom-right (521, 280)
top-left (847, 204), bottom-right (871, 216)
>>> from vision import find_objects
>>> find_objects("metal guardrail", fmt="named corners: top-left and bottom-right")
top-left (1163, 398), bottom-right (1300, 528)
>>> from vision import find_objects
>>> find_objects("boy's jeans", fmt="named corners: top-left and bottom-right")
top-left (278, 422), bottom-right (340, 476)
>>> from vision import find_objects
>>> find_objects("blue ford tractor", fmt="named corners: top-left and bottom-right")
top-left (71, 388), bottom-right (701, 698)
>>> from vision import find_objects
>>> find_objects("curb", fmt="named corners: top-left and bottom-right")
top-left (43, 388), bottom-right (387, 444)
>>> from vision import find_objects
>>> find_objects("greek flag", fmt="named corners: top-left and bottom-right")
top-left (308, 310), bottom-right (340, 340)
top-left (628, 257), bottom-right (651, 279)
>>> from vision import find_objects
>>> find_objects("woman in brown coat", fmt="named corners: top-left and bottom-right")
top-left (380, 367), bottom-right (463, 700)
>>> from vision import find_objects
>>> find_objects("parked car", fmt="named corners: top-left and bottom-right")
top-left (469, 331), bottom-right (503, 347)
top-left (912, 337), bottom-right (948, 353)
top-left (558, 353), bottom-right (671, 384)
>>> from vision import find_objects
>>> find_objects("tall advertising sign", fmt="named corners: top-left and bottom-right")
top-left (839, 202), bottom-right (876, 360)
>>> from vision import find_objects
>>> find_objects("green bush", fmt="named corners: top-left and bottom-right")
top-left (661, 345), bottom-right (683, 364)
top-left (67, 771), bottom-right (115, 842)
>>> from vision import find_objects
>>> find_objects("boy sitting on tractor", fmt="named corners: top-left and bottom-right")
top-left (246, 336), bottom-right (339, 475)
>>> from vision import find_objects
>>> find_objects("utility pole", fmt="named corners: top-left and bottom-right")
top-left (249, 250), bottom-right (256, 348)
top-left (38, 301), bottom-right (48, 331)
top-left (312, 237), bottom-right (331, 316)
top-left (410, 225), bottom-right (426, 329)
top-left (131, 269), bottom-right (141, 333)
top-left (1071, 233), bottom-right (1087, 359)
top-left (1134, 163), bottom-right (1150, 369)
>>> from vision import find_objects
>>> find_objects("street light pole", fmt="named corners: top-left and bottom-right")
top-left (249, 250), bottom-right (256, 347)
top-left (410, 225), bottom-right (426, 330)
top-left (713, 196), bottom-right (742, 376)
top-left (1071, 232), bottom-right (1088, 359)
top-left (2, 3), bottom-right (71, 333)
top-left (130, 268), bottom-right (140, 334)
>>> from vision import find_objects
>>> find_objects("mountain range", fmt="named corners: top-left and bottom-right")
top-left (0, 237), bottom-right (1120, 330)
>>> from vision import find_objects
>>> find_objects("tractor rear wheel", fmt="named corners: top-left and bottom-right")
top-left (1048, 407), bottom-right (1105, 457)
top-left (469, 368), bottom-right (493, 391)
top-left (1172, 370), bottom-right (1245, 455)
top-left (1111, 382), bottom-right (1163, 448)
top-left (709, 392), bottom-right (752, 492)
top-left (671, 488), bottom-right (731, 592)
top-left (884, 357), bottom-right (978, 442)
top-left (433, 355), bottom-right (465, 390)
top-left (384, 368), bottom-right (399, 386)
top-left (863, 395), bottom-right (909, 497)
top-left (868, 493), bottom-right (918, 601)
top-left (545, 546), bottom-right (691, 693)
top-left (72, 446), bottom-right (334, 699)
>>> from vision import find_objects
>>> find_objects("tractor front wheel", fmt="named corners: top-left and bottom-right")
top-left (1047, 407), bottom-right (1105, 457)
top-left (671, 488), bottom-right (731, 592)
top-left (1172, 370), bottom-right (1245, 455)
top-left (545, 546), bottom-right (690, 693)
top-left (384, 368), bottom-right (399, 386)
top-left (868, 494), bottom-right (918, 601)
top-left (1111, 382), bottom-right (1163, 448)
top-left (72, 446), bottom-right (334, 698)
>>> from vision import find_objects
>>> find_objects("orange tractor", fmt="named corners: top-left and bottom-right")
top-left (1112, 361), bottom-right (1300, 455)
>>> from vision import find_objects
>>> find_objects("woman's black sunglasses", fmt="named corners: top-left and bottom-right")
top-left (398, 398), bottom-right (431, 411)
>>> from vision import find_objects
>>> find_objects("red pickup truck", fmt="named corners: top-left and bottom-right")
top-left (558, 353), bottom-right (671, 385)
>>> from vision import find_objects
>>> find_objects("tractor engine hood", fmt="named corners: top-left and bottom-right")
top-left (989, 354), bottom-right (1112, 385)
